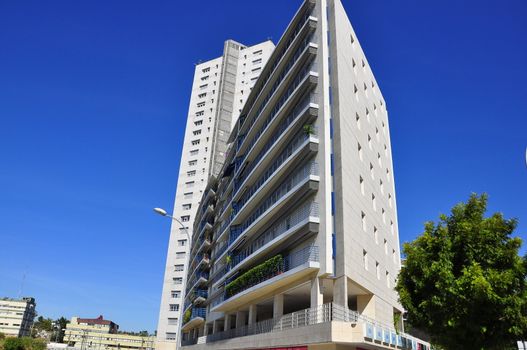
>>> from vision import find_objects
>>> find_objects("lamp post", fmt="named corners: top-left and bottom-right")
top-left (153, 207), bottom-right (191, 350)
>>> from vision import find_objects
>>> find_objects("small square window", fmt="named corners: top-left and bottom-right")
top-left (169, 304), bottom-right (179, 312)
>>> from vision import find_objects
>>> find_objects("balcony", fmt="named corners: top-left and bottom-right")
top-left (186, 271), bottom-right (209, 295)
top-left (211, 245), bottom-right (319, 312)
top-left (232, 129), bottom-right (318, 222)
top-left (224, 161), bottom-right (319, 256)
top-left (187, 289), bottom-right (208, 305)
top-left (181, 307), bottom-right (206, 331)
top-left (225, 201), bottom-right (319, 279)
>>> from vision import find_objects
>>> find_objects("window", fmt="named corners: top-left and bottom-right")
top-left (176, 252), bottom-right (185, 259)
top-left (372, 194), bottom-right (376, 211)
top-left (376, 261), bottom-right (380, 279)
top-left (374, 226), bottom-right (378, 244)
top-left (169, 304), bottom-right (179, 312)
top-left (202, 67), bottom-right (210, 73)
top-left (201, 75), bottom-right (209, 81)
top-left (253, 49), bottom-right (262, 55)
top-left (378, 153), bottom-right (382, 166)
top-left (190, 149), bottom-right (199, 156)
top-left (389, 193), bottom-right (393, 207)
top-left (195, 120), bottom-right (203, 126)
top-left (363, 250), bottom-right (368, 270)
top-left (392, 249), bottom-right (397, 263)
top-left (188, 160), bottom-right (197, 166)
top-left (353, 84), bottom-right (358, 98)
top-left (359, 176), bottom-right (364, 195)
top-left (167, 318), bottom-right (178, 325)
top-left (193, 130), bottom-right (202, 136)
top-left (181, 216), bottom-right (190, 222)
top-left (197, 102), bottom-right (205, 108)
top-left (166, 333), bottom-right (177, 340)
top-left (350, 33), bottom-right (355, 44)
top-left (390, 220), bottom-right (394, 235)
top-left (195, 111), bottom-right (204, 117)
top-left (361, 212), bottom-right (366, 231)
top-left (199, 84), bottom-right (207, 89)
top-left (384, 144), bottom-right (388, 156)
top-left (252, 67), bottom-right (261, 73)
top-left (370, 163), bottom-right (374, 179)
top-left (356, 113), bottom-right (361, 129)
top-left (187, 170), bottom-right (196, 177)
top-left (386, 271), bottom-right (391, 288)
top-left (384, 239), bottom-right (388, 254)
top-left (174, 264), bottom-right (184, 272)
top-left (178, 239), bottom-right (187, 246)
top-left (366, 107), bottom-right (370, 122)
top-left (252, 58), bottom-right (262, 64)
top-left (358, 143), bottom-right (363, 161)
top-left (376, 127), bottom-right (380, 140)
top-left (185, 181), bottom-right (194, 188)
top-left (198, 93), bottom-right (206, 98)
top-left (173, 277), bottom-right (183, 284)
top-left (382, 208), bottom-right (386, 223)
top-left (380, 179), bottom-right (384, 194)
top-left (191, 140), bottom-right (200, 146)
top-left (368, 134), bottom-right (372, 149)
top-left (182, 203), bottom-right (191, 210)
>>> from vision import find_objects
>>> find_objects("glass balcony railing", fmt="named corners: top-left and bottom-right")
top-left (227, 201), bottom-right (319, 271)
top-left (228, 160), bottom-right (319, 247)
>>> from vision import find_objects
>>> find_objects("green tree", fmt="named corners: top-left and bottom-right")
top-left (3, 337), bottom-right (46, 350)
top-left (396, 193), bottom-right (527, 350)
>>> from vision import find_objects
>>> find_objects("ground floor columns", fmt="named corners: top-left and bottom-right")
top-left (248, 304), bottom-right (257, 325)
top-left (310, 277), bottom-right (323, 323)
top-left (333, 275), bottom-right (348, 308)
top-left (273, 293), bottom-right (284, 319)
top-left (224, 313), bottom-right (231, 331)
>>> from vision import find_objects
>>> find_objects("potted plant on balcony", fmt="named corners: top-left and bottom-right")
top-left (303, 123), bottom-right (315, 136)
top-left (183, 309), bottom-right (191, 324)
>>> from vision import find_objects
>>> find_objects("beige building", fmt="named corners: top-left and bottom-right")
top-left (178, 0), bottom-right (431, 349)
top-left (0, 297), bottom-right (36, 337)
top-left (65, 316), bottom-right (154, 350)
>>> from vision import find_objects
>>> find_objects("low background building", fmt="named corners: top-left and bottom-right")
top-left (64, 316), bottom-right (154, 350)
top-left (0, 297), bottom-right (36, 337)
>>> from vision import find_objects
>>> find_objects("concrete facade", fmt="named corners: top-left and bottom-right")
top-left (156, 39), bottom-right (274, 350)
top-left (0, 297), bottom-right (36, 337)
top-left (178, 0), bottom-right (430, 349)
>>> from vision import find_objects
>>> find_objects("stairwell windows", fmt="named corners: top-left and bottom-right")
top-left (173, 277), bottom-right (183, 284)
top-left (361, 212), bottom-right (366, 231)
top-left (194, 120), bottom-right (203, 126)
top-left (190, 149), bottom-right (199, 156)
top-left (178, 239), bottom-right (187, 246)
top-left (176, 252), bottom-right (185, 259)
top-left (182, 204), bottom-right (191, 210)
top-left (360, 176), bottom-right (364, 195)
top-left (174, 264), bottom-right (184, 272)
top-left (197, 102), bottom-right (205, 108)
top-left (198, 93), bottom-right (206, 98)
top-left (187, 170), bottom-right (196, 177)
top-left (181, 216), bottom-right (190, 222)
top-left (169, 304), bottom-right (179, 312)
top-left (202, 67), bottom-right (210, 73)
top-left (193, 130), bottom-right (202, 136)
top-left (358, 143), bottom-right (363, 161)
top-left (191, 140), bottom-right (200, 146)
top-left (170, 291), bottom-right (181, 298)
top-left (195, 111), bottom-right (204, 117)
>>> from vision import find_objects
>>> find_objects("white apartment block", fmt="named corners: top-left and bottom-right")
top-left (178, 0), bottom-right (430, 349)
top-left (0, 297), bottom-right (36, 337)
top-left (156, 39), bottom-right (274, 350)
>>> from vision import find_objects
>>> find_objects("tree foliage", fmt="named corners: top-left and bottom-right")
top-left (1, 337), bottom-right (46, 350)
top-left (396, 193), bottom-right (527, 350)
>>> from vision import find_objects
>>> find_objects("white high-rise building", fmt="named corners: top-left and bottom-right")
top-left (178, 1), bottom-right (431, 349)
top-left (156, 39), bottom-right (274, 350)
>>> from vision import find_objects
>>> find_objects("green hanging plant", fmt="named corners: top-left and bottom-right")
top-left (303, 123), bottom-right (315, 135)
top-left (183, 309), bottom-right (192, 324)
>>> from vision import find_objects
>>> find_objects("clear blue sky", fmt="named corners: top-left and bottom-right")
top-left (0, 0), bottom-right (525, 333)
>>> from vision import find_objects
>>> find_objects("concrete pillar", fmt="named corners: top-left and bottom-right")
top-left (203, 323), bottom-right (209, 336)
top-left (310, 277), bottom-right (323, 308)
top-left (211, 320), bottom-right (217, 334)
top-left (224, 313), bottom-right (231, 331)
top-left (248, 304), bottom-right (257, 325)
top-left (235, 311), bottom-right (246, 328)
top-left (333, 275), bottom-right (348, 308)
top-left (273, 293), bottom-right (284, 319)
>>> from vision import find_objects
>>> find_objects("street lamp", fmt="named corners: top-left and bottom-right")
top-left (153, 207), bottom-right (191, 349)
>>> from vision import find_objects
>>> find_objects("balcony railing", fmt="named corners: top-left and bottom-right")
top-left (227, 201), bottom-right (319, 272)
top-left (199, 302), bottom-right (430, 350)
top-left (233, 128), bottom-right (317, 219)
top-left (234, 92), bottom-right (318, 197)
top-left (224, 245), bottom-right (319, 300)
top-left (228, 161), bottom-right (318, 248)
